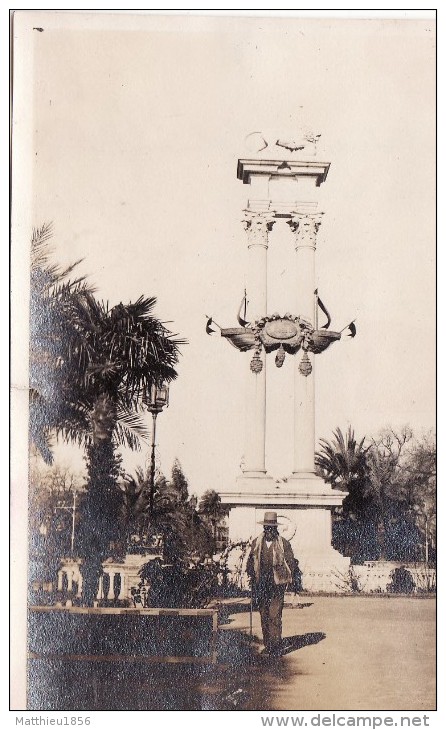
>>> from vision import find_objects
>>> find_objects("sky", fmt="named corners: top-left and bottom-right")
top-left (16, 11), bottom-right (436, 497)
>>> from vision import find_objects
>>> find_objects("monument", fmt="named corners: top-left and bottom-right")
top-left (209, 129), bottom-right (352, 591)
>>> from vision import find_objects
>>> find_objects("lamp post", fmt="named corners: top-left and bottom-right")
top-left (145, 382), bottom-right (170, 516)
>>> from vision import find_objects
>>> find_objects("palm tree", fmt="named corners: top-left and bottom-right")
top-left (68, 293), bottom-right (184, 602)
top-left (315, 427), bottom-right (374, 560)
top-left (315, 426), bottom-right (371, 515)
top-left (198, 490), bottom-right (229, 544)
top-left (122, 465), bottom-right (213, 566)
top-left (122, 466), bottom-right (182, 544)
top-left (29, 225), bottom-right (186, 602)
top-left (29, 223), bottom-right (94, 463)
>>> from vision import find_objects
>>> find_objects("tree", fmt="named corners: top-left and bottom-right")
top-left (315, 427), bottom-right (378, 561)
top-left (316, 425), bottom-right (436, 564)
top-left (28, 460), bottom-right (85, 590)
top-left (198, 490), bottom-right (229, 543)
top-left (315, 427), bottom-right (373, 518)
top-left (367, 427), bottom-right (418, 560)
top-left (367, 427), bottom-right (436, 563)
top-left (122, 462), bottom-right (213, 566)
top-left (71, 294), bottom-right (184, 601)
top-left (171, 458), bottom-right (190, 503)
top-left (29, 225), bottom-right (185, 603)
top-left (29, 223), bottom-right (93, 463)
top-left (399, 431), bottom-right (436, 563)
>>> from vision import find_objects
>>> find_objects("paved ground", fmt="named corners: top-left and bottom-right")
top-left (28, 596), bottom-right (436, 711)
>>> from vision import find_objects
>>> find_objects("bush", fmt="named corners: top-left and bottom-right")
top-left (387, 566), bottom-right (416, 594)
top-left (138, 558), bottom-right (219, 608)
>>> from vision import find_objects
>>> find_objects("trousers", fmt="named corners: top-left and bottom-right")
top-left (256, 584), bottom-right (286, 652)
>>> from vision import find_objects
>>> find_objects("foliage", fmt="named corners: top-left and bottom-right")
top-left (29, 225), bottom-right (186, 604)
top-left (386, 566), bottom-right (416, 594)
top-left (331, 565), bottom-right (363, 594)
top-left (29, 224), bottom-right (94, 463)
top-left (171, 458), bottom-right (190, 503)
top-left (30, 223), bottom-right (184, 459)
top-left (401, 431), bottom-right (436, 557)
top-left (317, 425), bottom-right (436, 564)
top-left (28, 460), bottom-right (85, 586)
top-left (121, 467), bottom-right (233, 608)
top-left (77, 442), bottom-right (125, 565)
top-left (62, 293), bottom-right (184, 602)
top-left (122, 461), bottom-right (214, 564)
top-left (315, 426), bottom-right (372, 520)
top-left (218, 539), bottom-right (251, 594)
top-left (198, 489), bottom-right (229, 543)
top-left (136, 539), bottom-right (254, 609)
top-left (368, 428), bottom-right (436, 563)
top-left (316, 426), bottom-right (376, 561)
top-left (410, 564), bottom-right (436, 593)
top-left (138, 558), bottom-right (220, 608)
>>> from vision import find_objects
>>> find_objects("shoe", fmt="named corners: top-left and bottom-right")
top-left (264, 644), bottom-right (282, 657)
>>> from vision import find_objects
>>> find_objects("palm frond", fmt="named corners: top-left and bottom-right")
top-left (112, 407), bottom-right (149, 450)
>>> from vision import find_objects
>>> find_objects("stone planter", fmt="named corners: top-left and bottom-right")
top-left (28, 606), bottom-right (218, 664)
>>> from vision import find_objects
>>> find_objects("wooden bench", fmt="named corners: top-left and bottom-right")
top-left (28, 606), bottom-right (218, 664)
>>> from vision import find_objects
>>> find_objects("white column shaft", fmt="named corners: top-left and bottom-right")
top-left (295, 245), bottom-right (316, 323)
top-left (290, 213), bottom-right (322, 475)
top-left (242, 212), bottom-right (274, 475)
top-left (293, 358), bottom-right (316, 473)
top-left (247, 241), bottom-right (268, 319)
top-left (244, 351), bottom-right (267, 474)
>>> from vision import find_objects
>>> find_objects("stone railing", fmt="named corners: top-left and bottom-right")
top-left (333, 561), bottom-right (436, 594)
top-left (32, 553), bottom-right (161, 605)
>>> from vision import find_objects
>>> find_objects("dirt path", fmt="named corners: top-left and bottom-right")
top-left (223, 596), bottom-right (436, 711)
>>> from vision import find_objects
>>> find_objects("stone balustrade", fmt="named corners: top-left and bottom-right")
top-left (37, 553), bottom-right (161, 605)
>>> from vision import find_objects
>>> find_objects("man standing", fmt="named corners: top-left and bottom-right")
top-left (246, 511), bottom-right (297, 656)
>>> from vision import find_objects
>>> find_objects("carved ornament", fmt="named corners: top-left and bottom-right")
top-left (288, 212), bottom-right (324, 249)
top-left (219, 314), bottom-right (341, 374)
top-left (243, 210), bottom-right (276, 247)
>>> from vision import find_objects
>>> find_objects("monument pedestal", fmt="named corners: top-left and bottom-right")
top-left (220, 477), bottom-right (350, 592)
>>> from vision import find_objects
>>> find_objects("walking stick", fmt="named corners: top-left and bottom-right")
top-left (249, 585), bottom-right (253, 638)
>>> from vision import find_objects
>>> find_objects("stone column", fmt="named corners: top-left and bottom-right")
top-left (67, 569), bottom-right (73, 593)
top-left (107, 571), bottom-right (115, 600)
top-left (57, 570), bottom-right (63, 591)
top-left (118, 571), bottom-right (126, 600)
top-left (96, 575), bottom-right (103, 601)
top-left (242, 210), bottom-right (275, 476)
top-left (288, 212), bottom-right (323, 477)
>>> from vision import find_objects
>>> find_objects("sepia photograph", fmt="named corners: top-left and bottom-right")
top-left (10, 9), bottom-right (437, 716)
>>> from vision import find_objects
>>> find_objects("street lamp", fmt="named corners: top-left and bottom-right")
top-left (145, 382), bottom-right (170, 515)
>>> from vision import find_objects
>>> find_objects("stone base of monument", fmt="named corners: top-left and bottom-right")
top-left (28, 606), bottom-right (218, 664)
top-left (220, 477), bottom-right (351, 594)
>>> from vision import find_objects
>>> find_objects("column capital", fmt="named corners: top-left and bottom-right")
top-left (242, 210), bottom-right (276, 248)
top-left (288, 212), bottom-right (324, 250)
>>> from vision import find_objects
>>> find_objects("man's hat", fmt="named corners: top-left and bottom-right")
top-left (258, 511), bottom-right (281, 526)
